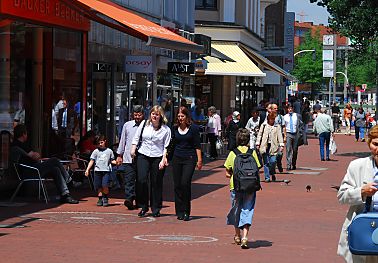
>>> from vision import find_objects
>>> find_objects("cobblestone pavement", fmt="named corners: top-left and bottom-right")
top-left (0, 132), bottom-right (368, 263)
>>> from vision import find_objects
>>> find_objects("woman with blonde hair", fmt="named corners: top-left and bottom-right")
top-left (131, 105), bottom-right (171, 217)
top-left (337, 125), bottom-right (378, 262)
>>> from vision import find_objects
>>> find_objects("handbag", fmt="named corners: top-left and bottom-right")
top-left (348, 197), bottom-right (378, 255)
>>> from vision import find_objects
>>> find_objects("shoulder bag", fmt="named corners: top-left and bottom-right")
top-left (136, 120), bottom-right (147, 154)
top-left (348, 196), bottom-right (378, 255)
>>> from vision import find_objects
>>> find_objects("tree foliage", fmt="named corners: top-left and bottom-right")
top-left (292, 31), bottom-right (323, 88)
top-left (309, 0), bottom-right (378, 49)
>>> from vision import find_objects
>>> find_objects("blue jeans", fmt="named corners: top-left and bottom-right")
top-left (318, 132), bottom-right (331, 160)
top-left (262, 153), bottom-right (277, 180)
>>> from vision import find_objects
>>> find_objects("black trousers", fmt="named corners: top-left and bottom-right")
top-left (208, 133), bottom-right (218, 158)
top-left (123, 163), bottom-right (137, 202)
top-left (172, 155), bottom-right (196, 216)
top-left (136, 154), bottom-right (164, 213)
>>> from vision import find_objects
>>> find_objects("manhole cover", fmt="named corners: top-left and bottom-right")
top-left (22, 212), bottom-right (155, 224)
top-left (134, 235), bottom-right (218, 243)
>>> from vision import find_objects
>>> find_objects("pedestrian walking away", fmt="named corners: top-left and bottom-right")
top-left (116, 105), bottom-right (144, 210)
top-left (337, 125), bottom-right (378, 263)
top-left (354, 107), bottom-right (366, 142)
top-left (313, 108), bottom-right (334, 161)
top-left (170, 107), bottom-right (202, 221)
top-left (224, 128), bottom-right (261, 249)
top-left (10, 124), bottom-right (79, 204)
top-left (85, 135), bottom-right (117, 207)
top-left (283, 104), bottom-right (300, 170)
top-left (130, 105), bottom-right (171, 218)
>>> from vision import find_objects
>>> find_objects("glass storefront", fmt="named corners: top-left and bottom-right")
top-left (0, 20), bottom-right (83, 156)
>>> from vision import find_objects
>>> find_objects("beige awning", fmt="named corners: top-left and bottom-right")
top-left (240, 44), bottom-right (296, 80)
top-left (204, 42), bottom-right (265, 77)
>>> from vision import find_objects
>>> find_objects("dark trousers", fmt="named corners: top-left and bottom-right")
top-left (172, 155), bottom-right (196, 216)
top-left (286, 133), bottom-right (298, 168)
top-left (33, 157), bottom-right (70, 196)
top-left (208, 133), bottom-right (218, 158)
top-left (136, 154), bottom-right (164, 213)
top-left (121, 163), bottom-right (137, 202)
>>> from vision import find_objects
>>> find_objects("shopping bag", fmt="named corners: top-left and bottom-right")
top-left (329, 136), bottom-right (337, 155)
top-left (216, 137), bottom-right (224, 150)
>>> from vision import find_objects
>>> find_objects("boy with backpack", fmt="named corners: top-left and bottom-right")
top-left (224, 128), bottom-right (262, 249)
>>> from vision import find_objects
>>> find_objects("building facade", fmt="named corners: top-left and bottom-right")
top-left (195, 0), bottom-right (291, 125)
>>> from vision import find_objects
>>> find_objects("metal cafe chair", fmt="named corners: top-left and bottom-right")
top-left (69, 153), bottom-right (95, 192)
top-left (10, 163), bottom-right (50, 204)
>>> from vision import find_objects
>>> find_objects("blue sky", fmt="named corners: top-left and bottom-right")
top-left (287, 0), bottom-right (330, 25)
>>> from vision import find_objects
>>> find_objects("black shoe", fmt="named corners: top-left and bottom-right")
top-left (152, 211), bottom-right (161, 217)
top-left (292, 165), bottom-right (296, 170)
top-left (138, 209), bottom-right (148, 217)
top-left (321, 159), bottom-right (325, 161)
top-left (183, 213), bottom-right (190, 221)
top-left (102, 197), bottom-right (109, 207)
top-left (177, 215), bottom-right (184, 220)
top-left (278, 166), bottom-right (283, 173)
top-left (287, 167), bottom-right (292, 171)
top-left (97, 197), bottom-right (103, 206)
top-left (60, 195), bottom-right (79, 204)
top-left (124, 199), bottom-right (135, 210)
top-left (272, 175), bottom-right (276, 181)
top-left (326, 158), bottom-right (331, 161)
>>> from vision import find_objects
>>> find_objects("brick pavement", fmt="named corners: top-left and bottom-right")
top-left (0, 133), bottom-right (369, 263)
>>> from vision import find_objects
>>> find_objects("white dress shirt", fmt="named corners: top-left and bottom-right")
top-left (117, 120), bottom-right (141, 164)
top-left (132, 121), bottom-right (171, 158)
top-left (283, 112), bottom-right (298, 133)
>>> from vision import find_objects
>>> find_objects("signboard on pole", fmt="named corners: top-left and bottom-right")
top-left (283, 12), bottom-right (295, 72)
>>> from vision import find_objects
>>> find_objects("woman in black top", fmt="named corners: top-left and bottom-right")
top-left (170, 106), bottom-right (202, 221)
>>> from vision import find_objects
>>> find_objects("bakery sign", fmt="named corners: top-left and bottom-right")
top-left (0, 0), bottom-right (90, 31)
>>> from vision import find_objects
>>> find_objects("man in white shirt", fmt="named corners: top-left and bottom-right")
top-left (116, 105), bottom-right (144, 210)
top-left (283, 104), bottom-right (300, 170)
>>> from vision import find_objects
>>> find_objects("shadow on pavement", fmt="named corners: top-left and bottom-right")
top-left (336, 152), bottom-right (370, 158)
top-left (249, 240), bottom-right (273, 248)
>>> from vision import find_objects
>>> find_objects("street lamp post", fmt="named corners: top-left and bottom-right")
top-left (294, 49), bottom-right (316, 57)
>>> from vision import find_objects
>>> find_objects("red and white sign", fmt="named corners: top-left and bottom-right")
top-left (362, 84), bottom-right (367, 90)
top-left (125, 56), bottom-right (155, 73)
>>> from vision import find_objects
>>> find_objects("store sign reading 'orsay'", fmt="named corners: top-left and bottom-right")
top-left (0, 0), bottom-right (90, 31)
top-left (167, 62), bottom-right (195, 74)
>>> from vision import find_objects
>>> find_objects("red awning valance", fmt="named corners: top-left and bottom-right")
top-left (65, 0), bottom-right (203, 53)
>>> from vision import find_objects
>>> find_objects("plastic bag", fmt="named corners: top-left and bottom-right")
top-left (329, 136), bottom-right (337, 155)
top-left (216, 138), bottom-right (223, 150)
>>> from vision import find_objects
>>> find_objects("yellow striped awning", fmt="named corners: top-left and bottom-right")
top-left (204, 42), bottom-right (266, 77)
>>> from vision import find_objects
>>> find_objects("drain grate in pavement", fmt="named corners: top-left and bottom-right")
top-left (133, 235), bottom-right (218, 243)
top-left (21, 212), bottom-right (155, 225)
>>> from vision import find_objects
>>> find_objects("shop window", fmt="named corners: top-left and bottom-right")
top-left (195, 0), bottom-right (217, 10)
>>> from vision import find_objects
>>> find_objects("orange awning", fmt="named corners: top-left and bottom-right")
top-left (64, 0), bottom-right (203, 53)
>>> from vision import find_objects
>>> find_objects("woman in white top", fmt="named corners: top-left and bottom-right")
top-left (245, 108), bottom-right (260, 149)
top-left (207, 106), bottom-right (222, 160)
top-left (131, 105), bottom-right (171, 218)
